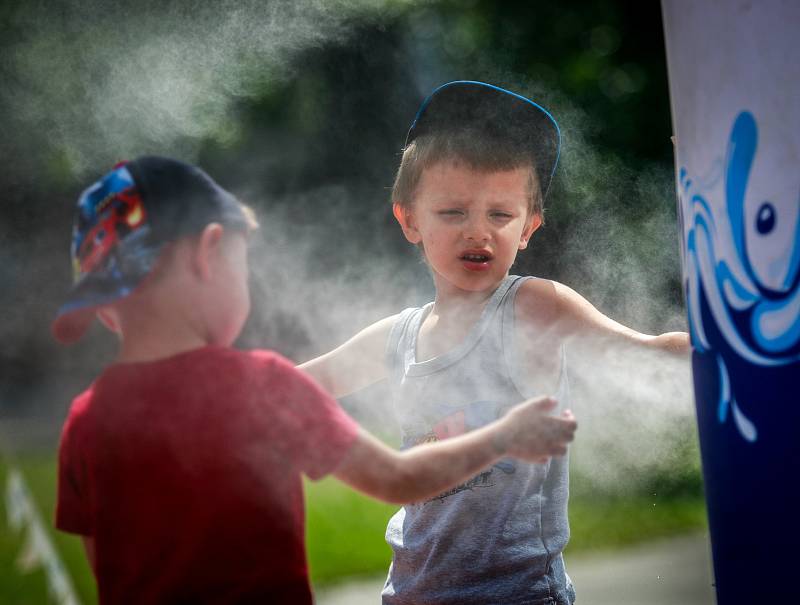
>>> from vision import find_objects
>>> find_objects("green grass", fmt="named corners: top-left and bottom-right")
top-left (305, 477), bottom-right (397, 585)
top-left (568, 496), bottom-right (706, 553)
top-left (0, 454), bottom-right (96, 605)
top-left (1, 452), bottom-right (707, 602)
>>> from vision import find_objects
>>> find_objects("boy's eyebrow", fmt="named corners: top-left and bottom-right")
top-left (429, 194), bottom-right (526, 204)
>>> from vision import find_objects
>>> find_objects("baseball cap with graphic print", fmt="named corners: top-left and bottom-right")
top-left (52, 155), bottom-right (251, 344)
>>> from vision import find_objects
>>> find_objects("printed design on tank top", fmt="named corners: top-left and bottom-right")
top-left (403, 400), bottom-right (517, 503)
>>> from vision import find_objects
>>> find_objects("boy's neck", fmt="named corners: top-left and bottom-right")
top-left (430, 274), bottom-right (505, 316)
top-left (416, 275), bottom-right (504, 363)
top-left (114, 304), bottom-right (216, 364)
top-left (116, 334), bottom-right (211, 364)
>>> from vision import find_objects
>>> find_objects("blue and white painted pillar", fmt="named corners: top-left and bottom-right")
top-left (662, 1), bottom-right (800, 602)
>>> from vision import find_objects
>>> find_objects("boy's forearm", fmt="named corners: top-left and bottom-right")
top-left (334, 424), bottom-right (507, 505)
top-left (334, 397), bottom-right (575, 505)
top-left (388, 422), bottom-right (507, 503)
top-left (297, 316), bottom-right (396, 398)
top-left (298, 356), bottom-right (338, 395)
top-left (580, 329), bottom-right (691, 357)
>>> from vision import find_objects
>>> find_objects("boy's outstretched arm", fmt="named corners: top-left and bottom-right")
top-left (333, 396), bottom-right (576, 504)
top-left (299, 315), bottom-right (397, 398)
top-left (515, 279), bottom-right (690, 356)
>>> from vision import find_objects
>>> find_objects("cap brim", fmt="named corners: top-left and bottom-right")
top-left (51, 277), bottom-right (144, 344)
top-left (51, 240), bottom-right (163, 344)
top-left (52, 306), bottom-right (97, 344)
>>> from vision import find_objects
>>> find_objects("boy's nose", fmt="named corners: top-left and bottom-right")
top-left (463, 218), bottom-right (491, 242)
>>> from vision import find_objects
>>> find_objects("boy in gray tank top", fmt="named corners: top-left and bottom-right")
top-left (301, 81), bottom-right (689, 605)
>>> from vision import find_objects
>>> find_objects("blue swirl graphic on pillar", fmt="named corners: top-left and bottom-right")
top-left (680, 111), bottom-right (800, 442)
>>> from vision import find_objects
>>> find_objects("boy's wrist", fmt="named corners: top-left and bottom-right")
top-left (490, 422), bottom-right (511, 456)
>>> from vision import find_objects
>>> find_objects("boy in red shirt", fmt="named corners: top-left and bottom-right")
top-left (52, 155), bottom-right (576, 604)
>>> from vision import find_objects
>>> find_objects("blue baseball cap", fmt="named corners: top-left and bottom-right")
top-left (52, 155), bottom-right (250, 344)
top-left (405, 81), bottom-right (561, 200)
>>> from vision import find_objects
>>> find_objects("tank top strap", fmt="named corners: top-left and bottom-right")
top-left (385, 306), bottom-right (422, 381)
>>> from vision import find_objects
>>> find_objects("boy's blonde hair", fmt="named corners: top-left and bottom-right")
top-left (391, 130), bottom-right (544, 219)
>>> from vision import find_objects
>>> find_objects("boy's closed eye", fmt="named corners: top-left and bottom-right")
top-left (436, 210), bottom-right (514, 219)
top-left (436, 209), bottom-right (468, 223)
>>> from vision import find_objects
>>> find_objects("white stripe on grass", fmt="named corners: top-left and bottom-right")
top-left (6, 468), bottom-right (81, 605)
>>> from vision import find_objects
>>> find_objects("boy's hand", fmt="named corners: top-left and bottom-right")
top-left (495, 396), bottom-right (577, 463)
top-left (649, 331), bottom-right (691, 355)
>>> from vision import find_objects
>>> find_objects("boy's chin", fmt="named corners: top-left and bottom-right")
top-left (433, 269), bottom-right (507, 292)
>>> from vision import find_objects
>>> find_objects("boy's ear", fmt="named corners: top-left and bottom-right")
top-left (519, 213), bottom-right (542, 250)
top-left (392, 202), bottom-right (422, 244)
top-left (194, 223), bottom-right (225, 280)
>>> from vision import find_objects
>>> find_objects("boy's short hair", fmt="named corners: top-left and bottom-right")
top-left (52, 155), bottom-right (257, 344)
top-left (393, 130), bottom-right (545, 216)
top-left (392, 81), bottom-right (561, 217)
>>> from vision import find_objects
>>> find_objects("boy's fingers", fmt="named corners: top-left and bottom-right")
top-left (545, 416), bottom-right (576, 438)
top-left (557, 416), bottom-right (577, 436)
top-left (532, 396), bottom-right (558, 412)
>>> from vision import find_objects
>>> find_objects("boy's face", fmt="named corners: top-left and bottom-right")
top-left (394, 161), bottom-right (541, 294)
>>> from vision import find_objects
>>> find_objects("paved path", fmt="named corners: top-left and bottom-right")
top-left (315, 533), bottom-right (716, 604)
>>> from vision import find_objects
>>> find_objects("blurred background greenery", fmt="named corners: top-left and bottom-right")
top-left (0, 0), bottom-right (705, 601)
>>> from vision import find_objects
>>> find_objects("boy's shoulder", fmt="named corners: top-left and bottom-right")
top-left (88, 347), bottom-right (299, 401)
top-left (514, 277), bottom-right (582, 330)
top-left (65, 347), bottom-right (318, 437)
top-left (189, 347), bottom-right (320, 397)
top-left (169, 347), bottom-right (299, 385)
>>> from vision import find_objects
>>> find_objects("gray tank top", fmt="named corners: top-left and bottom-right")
top-left (381, 275), bottom-right (574, 605)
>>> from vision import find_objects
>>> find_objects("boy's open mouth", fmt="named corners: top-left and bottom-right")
top-left (460, 250), bottom-right (493, 271)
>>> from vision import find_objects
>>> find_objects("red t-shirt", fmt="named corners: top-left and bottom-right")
top-left (56, 346), bottom-right (359, 604)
